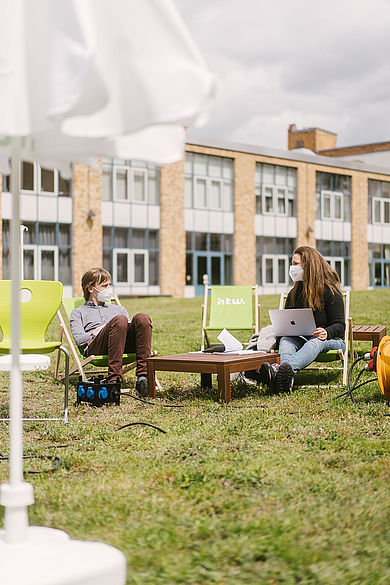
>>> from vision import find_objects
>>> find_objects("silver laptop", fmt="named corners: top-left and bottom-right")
top-left (269, 308), bottom-right (316, 337)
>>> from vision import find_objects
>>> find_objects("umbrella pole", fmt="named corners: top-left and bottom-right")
top-left (0, 139), bottom-right (34, 543)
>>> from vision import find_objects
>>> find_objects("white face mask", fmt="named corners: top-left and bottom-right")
top-left (289, 265), bottom-right (304, 282)
top-left (93, 286), bottom-right (113, 303)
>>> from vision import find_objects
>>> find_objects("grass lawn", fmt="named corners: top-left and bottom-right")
top-left (1, 289), bottom-right (390, 584)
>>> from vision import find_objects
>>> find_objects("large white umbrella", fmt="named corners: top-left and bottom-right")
top-left (0, 1), bottom-right (214, 583)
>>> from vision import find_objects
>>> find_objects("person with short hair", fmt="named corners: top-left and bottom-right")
top-left (70, 267), bottom-right (152, 397)
top-left (259, 246), bottom-right (346, 393)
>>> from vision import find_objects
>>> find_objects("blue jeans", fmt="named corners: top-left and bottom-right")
top-left (278, 336), bottom-right (346, 373)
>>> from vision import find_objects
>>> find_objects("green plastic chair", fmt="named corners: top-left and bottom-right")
top-left (278, 291), bottom-right (353, 385)
top-left (0, 280), bottom-right (70, 423)
top-left (201, 285), bottom-right (260, 350)
top-left (55, 297), bottom-right (136, 382)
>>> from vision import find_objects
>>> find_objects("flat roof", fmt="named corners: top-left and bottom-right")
top-left (185, 133), bottom-right (390, 177)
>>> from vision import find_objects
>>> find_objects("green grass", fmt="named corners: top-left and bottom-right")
top-left (1, 289), bottom-right (390, 584)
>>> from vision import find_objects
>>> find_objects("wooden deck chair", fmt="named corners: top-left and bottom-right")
top-left (278, 290), bottom-right (353, 385)
top-left (55, 297), bottom-right (136, 382)
top-left (201, 285), bottom-right (260, 351)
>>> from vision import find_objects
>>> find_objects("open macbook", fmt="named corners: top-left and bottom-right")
top-left (269, 308), bottom-right (316, 337)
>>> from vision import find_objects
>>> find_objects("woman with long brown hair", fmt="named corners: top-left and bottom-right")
top-left (260, 246), bottom-right (346, 393)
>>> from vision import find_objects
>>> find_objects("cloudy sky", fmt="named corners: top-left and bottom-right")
top-left (175, 0), bottom-right (390, 150)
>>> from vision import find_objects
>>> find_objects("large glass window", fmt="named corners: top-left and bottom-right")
top-left (316, 172), bottom-right (351, 221)
top-left (368, 243), bottom-right (390, 287)
top-left (20, 162), bottom-right (70, 196)
top-left (102, 226), bottom-right (159, 287)
top-left (369, 180), bottom-right (390, 224)
top-left (40, 167), bottom-right (55, 193)
top-left (185, 152), bottom-right (234, 211)
top-left (316, 240), bottom-right (351, 287)
top-left (102, 159), bottom-right (160, 204)
top-left (255, 237), bottom-right (295, 286)
top-left (21, 162), bottom-right (35, 191)
top-left (185, 231), bottom-right (233, 288)
top-left (255, 163), bottom-right (297, 216)
top-left (2, 221), bottom-right (72, 283)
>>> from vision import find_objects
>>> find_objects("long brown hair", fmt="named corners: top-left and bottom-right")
top-left (290, 246), bottom-right (342, 310)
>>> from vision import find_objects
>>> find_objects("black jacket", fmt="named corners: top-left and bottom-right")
top-left (285, 282), bottom-right (345, 340)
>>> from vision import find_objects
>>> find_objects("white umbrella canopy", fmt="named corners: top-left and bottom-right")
top-left (0, 0), bottom-right (214, 172)
top-left (0, 1), bottom-right (214, 583)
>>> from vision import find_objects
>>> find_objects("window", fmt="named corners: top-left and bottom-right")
top-left (40, 167), bottom-right (55, 193)
top-left (255, 237), bottom-right (295, 286)
top-left (369, 180), bottom-right (390, 224)
top-left (40, 167), bottom-right (70, 196)
top-left (102, 160), bottom-right (160, 204)
top-left (317, 239), bottom-right (350, 287)
top-left (132, 229), bottom-right (146, 248)
top-left (114, 227), bottom-right (129, 248)
top-left (255, 163), bottom-right (297, 216)
top-left (2, 221), bottom-right (72, 283)
top-left (368, 243), bottom-right (390, 288)
top-left (185, 152), bottom-right (234, 211)
top-left (6, 162), bottom-right (71, 195)
top-left (148, 170), bottom-right (159, 205)
top-left (102, 166), bottom-right (113, 201)
top-left (39, 223), bottom-right (56, 245)
top-left (133, 170), bottom-right (146, 202)
top-left (58, 174), bottom-right (71, 196)
top-left (185, 231), bottom-right (233, 287)
top-left (115, 167), bottom-right (129, 200)
top-left (113, 249), bottom-right (148, 285)
top-left (102, 226), bottom-right (159, 287)
top-left (21, 161), bottom-right (35, 191)
top-left (320, 190), bottom-right (343, 221)
top-left (316, 172), bottom-right (351, 221)
top-left (2, 173), bottom-right (10, 192)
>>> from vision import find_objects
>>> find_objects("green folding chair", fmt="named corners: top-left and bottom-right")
top-left (55, 297), bottom-right (137, 382)
top-left (201, 285), bottom-right (260, 350)
top-left (0, 280), bottom-right (70, 423)
top-left (278, 290), bottom-right (353, 385)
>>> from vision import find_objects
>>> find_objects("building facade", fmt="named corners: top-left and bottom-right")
top-left (2, 127), bottom-right (390, 297)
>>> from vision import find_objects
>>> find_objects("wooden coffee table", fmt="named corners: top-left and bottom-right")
top-left (352, 325), bottom-right (387, 348)
top-left (146, 352), bottom-right (280, 403)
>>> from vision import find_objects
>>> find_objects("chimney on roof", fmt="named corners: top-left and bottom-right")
top-left (288, 124), bottom-right (337, 152)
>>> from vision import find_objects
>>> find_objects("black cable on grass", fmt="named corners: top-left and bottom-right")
top-left (122, 391), bottom-right (267, 409)
top-left (225, 404), bottom-right (266, 409)
top-left (121, 392), bottom-right (185, 407)
top-left (117, 421), bottom-right (166, 433)
top-left (121, 356), bottom-right (384, 418)
top-left (0, 454), bottom-right (62, 474)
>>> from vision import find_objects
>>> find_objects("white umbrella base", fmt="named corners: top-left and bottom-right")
top-left (0, 526), bottom-right (126, 585)
top-left (0, 354), bottom-right (51, 371)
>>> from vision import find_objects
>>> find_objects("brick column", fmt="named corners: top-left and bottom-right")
top-left (72, 162), bottom-right (102, 296)
top-left (351, 173), bottom-right (368, 290)
top-left (233, 154), bottom-right (256, 285)
top-left (296, 163), bottom-right (316, 248)
top-left (160, 159), bottom-right (185, 297)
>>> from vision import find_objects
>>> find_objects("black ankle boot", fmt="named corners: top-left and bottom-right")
top-left (259, 362), bottom-right (278, 391)
top-left (275, 363), bottom-right (294, 393)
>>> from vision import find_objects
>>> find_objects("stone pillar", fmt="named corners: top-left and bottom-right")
top-left (233, 154), bottom-right (256, 285)
top-left (72, 162), bottom-right (102, 296)
top-left (160, 159), bottom-right (185, 297)
top-left (351, 173), bottom-right (368, 290)
top-left (296, 163), bottom-right (316, 248)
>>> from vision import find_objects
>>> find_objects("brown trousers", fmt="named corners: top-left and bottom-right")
top-left (86, 313), bottom-right (152, 381)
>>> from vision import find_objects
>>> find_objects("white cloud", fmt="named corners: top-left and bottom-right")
top-left (175, 0), bottom-right (390, 149)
